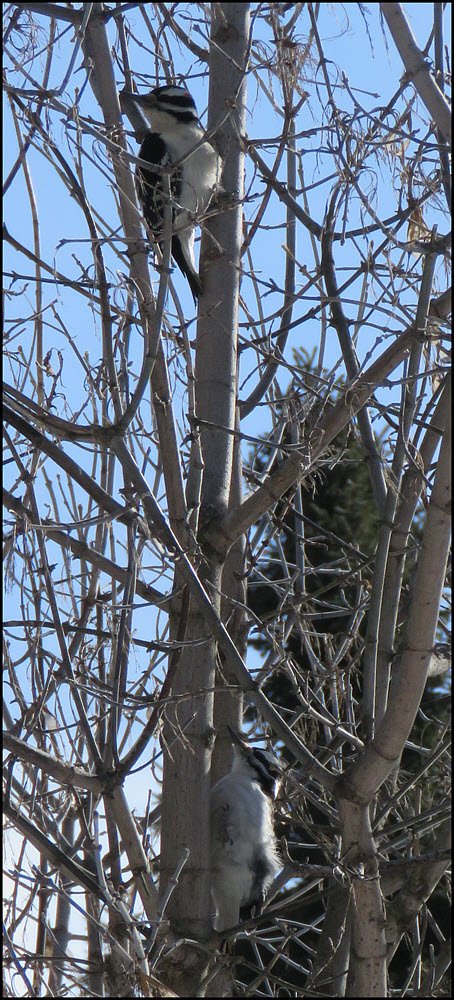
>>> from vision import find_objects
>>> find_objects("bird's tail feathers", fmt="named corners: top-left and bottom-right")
top-left (170, 232), bottom-right (202, 301)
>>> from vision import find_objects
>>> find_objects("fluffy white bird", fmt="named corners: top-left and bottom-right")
top-left (210, 728), bottom-right (281, 931)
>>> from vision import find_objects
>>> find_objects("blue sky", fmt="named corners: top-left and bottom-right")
top-left (4, 4), bottom-right (447, 374)
top-left (3, 2), bottom-right (450, 789)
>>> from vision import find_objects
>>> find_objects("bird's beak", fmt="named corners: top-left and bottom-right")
top-left (125, 91), bottom-right (157, 109)
top-left (226, 725), bottom-right (248, 750)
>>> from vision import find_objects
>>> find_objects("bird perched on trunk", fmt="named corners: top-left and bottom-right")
top-left (210, 727), bottom-right (281, 932)
top-left (122, 84), bottom-right (222, 300)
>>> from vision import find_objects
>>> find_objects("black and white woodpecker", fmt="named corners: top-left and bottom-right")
top-left (210, 727), bottom-right (281, 932)
top-left (122, 84), bottom-right (222, 300)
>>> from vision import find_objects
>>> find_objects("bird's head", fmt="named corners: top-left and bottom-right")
top-left (125, 84), bottom-right (199, 130)
top-left (227, 726), bottom-right (282, 799)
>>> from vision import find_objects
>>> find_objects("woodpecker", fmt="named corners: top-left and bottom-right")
top-left (210, 727), bottom-right (281, 932)
top-left (124, 84), bottom-right (222, 300)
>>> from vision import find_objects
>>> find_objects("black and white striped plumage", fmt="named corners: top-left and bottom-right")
top-left (127, 85), bottom-right (221, 300)
top-left (210, 728), bottom-right (281, 931)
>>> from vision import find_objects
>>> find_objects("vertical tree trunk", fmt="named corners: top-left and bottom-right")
top-left (159, 2), bottom-right (251, 963)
